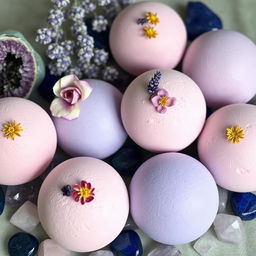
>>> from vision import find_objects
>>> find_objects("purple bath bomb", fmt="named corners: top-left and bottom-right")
top-left (130, 152), bottom-right (218, 245)
top-left (53, 79), bottom-right (127, 159)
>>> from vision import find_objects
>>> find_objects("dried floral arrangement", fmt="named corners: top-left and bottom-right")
top-left (35, 0), bottom-right (134, 82)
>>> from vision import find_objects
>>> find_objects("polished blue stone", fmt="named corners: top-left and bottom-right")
top-left (230, 192), bottom-right (256, 221)
top-left (8, 232), bottom-right (39, 256)
top-left (111, 147), bottom-right (142, 175)
top-left (37, 68), bottom-right (60, 102)
top-left (185, 2), bottom-right (223, 40)
top-left (110, 230), bottom-right (143, 256)
top-left (0, 185), bottom-right (5, 215)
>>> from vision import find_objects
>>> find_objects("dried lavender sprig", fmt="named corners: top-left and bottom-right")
top-left (147, 71), bottom-right (161, 95)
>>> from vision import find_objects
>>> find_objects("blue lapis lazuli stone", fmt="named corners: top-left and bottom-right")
top-left (8, 232), bottom-right (39, 256)
top-left (110, 230), bottom-right (143, 256)
top-left (37, 68), bottom-right (60, 102)
top-left (230, 192), bottom-right (256, 221)
top-left (111, 147), bottom-right (142, 175)
top-left (185, 1), bottom-right (223, 40)
top-left (0, 185), bottom-right (5, 215)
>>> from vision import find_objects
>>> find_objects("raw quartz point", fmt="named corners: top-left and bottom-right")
top-left (10, 201), bottom-right (40, 233)
top-left (148, 245), bottom-right (182, 256)
top-left (38, 239), bottom-right (70, 256)
top-left (213, 214), bottom-right (245, 244)
top-left (193, 233), bottom-right (217, 256)
top-left (89, 250), bottom-right (114, 256)
top-left (218, 186), bottom-right (229, 213)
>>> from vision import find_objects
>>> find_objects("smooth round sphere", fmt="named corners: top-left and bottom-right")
top-left (182, 30), bottom-right (256, 109)
top-left (0, 97), bottom-right (57, 185)
top-left (38, 157), bottom-right (129, 252)
top-left (198, 104), bottom-right (256, 192)
top-left (53, 79), bottom-right (127, 159)
top-left (121, 69), bottom-right (206, 152)
top-left (130, 153), bottom-right (218, 245)
top-left (109, 2), bottom-right (187, 76)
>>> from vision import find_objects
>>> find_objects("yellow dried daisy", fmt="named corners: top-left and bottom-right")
top-left (225, 125), bottom-right (244, 144)
top-left (145, 12), bottom-right (159, 25)
top-left (143, 26), bottom-right (157, 38)
top-left (2, 121), bottom-right (23, 140)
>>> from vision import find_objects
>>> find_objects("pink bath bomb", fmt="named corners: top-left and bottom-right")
top-left (0, 97), bottom-right (57, 185)
top-left (182, 30), bottom-right (256, 109)
top-left (38, 157), bottom-right (129, 252)
top-left (53, 79), bottom-right (127, 159)
top-left (121, 70), bottom-right (206, 152)
top-left (198, 104), bottom-right (256, 192)
top-left (109, 2), bottom-right (187, 76)
top-left (130, 153), bottom-right (218, 245)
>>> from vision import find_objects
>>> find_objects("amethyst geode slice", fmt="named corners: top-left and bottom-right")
top-left (0, 30), bottom-right (45, 98)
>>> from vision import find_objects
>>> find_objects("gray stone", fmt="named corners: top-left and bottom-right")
top-left (218, 186), bottom-right (229, 213)
top-left (148, 245), bottom-right (182, 256)
top-left (89, 250), bottom-right (114, 256)
top-left (213, 213), bottom-right (244, 244)
top-left (194, 233), bottom-right (217, 256)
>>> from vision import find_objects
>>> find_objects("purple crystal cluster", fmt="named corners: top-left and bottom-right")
top-left (36, 0), bottom-right (135, 81)
top-left (0, 39), bottom-right (35, 97)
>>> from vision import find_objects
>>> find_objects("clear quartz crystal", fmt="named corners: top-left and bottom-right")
top-left (38, 239), bottom-right (70, 256)
top-left (218, 186), bottom-right (229, 213)
top-left (148, 245), bottom-right (182, 256)
top-left (89, 251), bottom-right (114, 256)
top-left (213, 214), bottom-right (245, 244)
top-left (10, 201), bottom-right (40, 233)
top-left (194, 233), bottom-right (217, 256)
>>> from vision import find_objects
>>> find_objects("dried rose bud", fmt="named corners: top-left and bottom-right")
top-left (0, 30), bottom-right (45, 98)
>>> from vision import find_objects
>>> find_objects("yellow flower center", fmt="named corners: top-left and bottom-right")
top-left (225, 125), bottom-right (244, 144)
top-left (159, 96), bottom-right (168, 107)
top-left (143, 26), bottom-right (157, 38)
top-left (145, 12), bottom-right (159, 25)
top-left (78, 187), bottom-right (92, 199)
top-left (1, 121), bottom-right (23, 140)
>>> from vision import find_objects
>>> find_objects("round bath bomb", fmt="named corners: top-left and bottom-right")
top-left (53, 79), bottom-right (127, 159)
top-left (182, 30), bottom-right (256, 109)
top-left (121, 69), bottom-right (206, 152)
top-left (130, 152), bottom-right (218, 245)
top-left (0, 97), bottom-right (57, 185)
top-left (198, 104), bottom-right (256, 192)
top-left (38, 157), bottom-right (129, 252)
top-left (109, 2), bottom-right (187, 75)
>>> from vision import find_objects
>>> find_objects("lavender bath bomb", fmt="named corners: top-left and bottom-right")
top-left (53, 79), bottom-right (127, 159)
top-left (130, 153), bottom-right (218, 245)
top-left (0, 97), bottom-right (57, 185)
top-left (182, 30), bottom-right (256, 108)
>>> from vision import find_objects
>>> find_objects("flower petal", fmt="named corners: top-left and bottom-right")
top-left (87, 183), bottom-right (91, 189)
top-left (73, 185), bottom-right (80, 191)
top-left (81, 197), bottom-right (85, 205)
top-left (157, 89), bottom-right (168, 97)
top-left (166, 97), bottom-right (176, 107)
top-left (50, 98), bottom-right (81, 120)
top-left (53, 75), bottom-right (79, 97)
top-left (80, 180), bottom-right (86, 187)
top-left (151, 95), bottom-right (160, 107)
top-left (79, 80), bottom-right (93, 100)
top-left (86, 196), bottom-right (94, 202)
top-left (60, 87), bottom-right (81, 104)
top-left (156, 105), bottom-right (165, 113)
top-left (160, 106), bottom-right (167, 114)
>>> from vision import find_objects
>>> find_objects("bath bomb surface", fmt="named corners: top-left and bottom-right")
top-left (182, 30), bottom-right (256, 109)
top-left (130, 152), bottom-right (218, 245)
top-left (109, 2), bottom-right (187, 75)
top-left (38, 157), bottom-right (129, 252)
top-left (121, 69), bottom-right (206, 152)
top-left (53, 79), bottom-right (127, 159)
top-left (0, 97), bottom-right (57, 185)
top-left (198, 104), bottom-right (256, 192)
